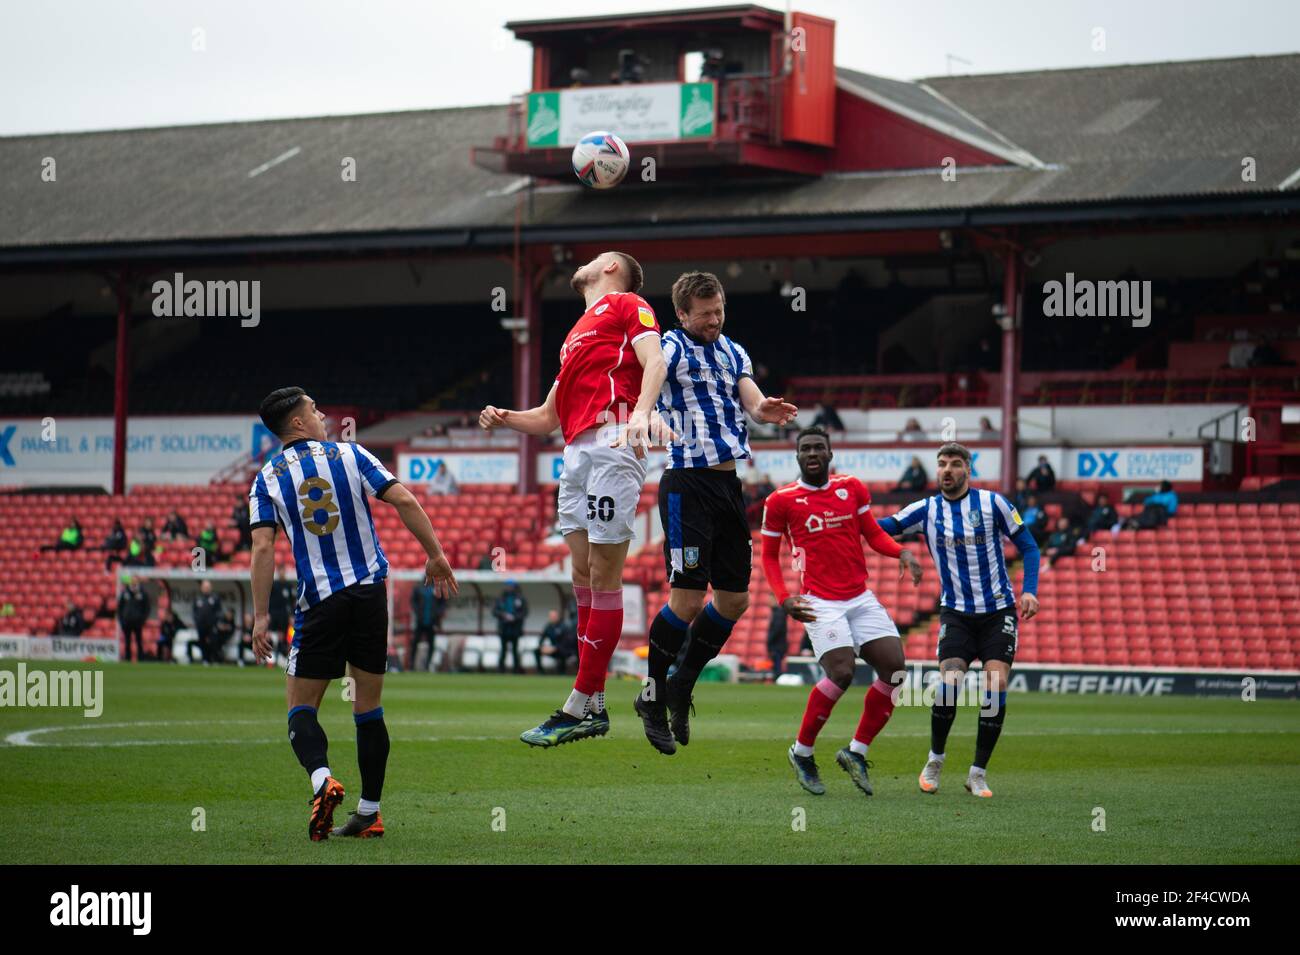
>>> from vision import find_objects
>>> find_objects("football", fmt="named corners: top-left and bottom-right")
top-left (571, 130), bottom-right (630, 189)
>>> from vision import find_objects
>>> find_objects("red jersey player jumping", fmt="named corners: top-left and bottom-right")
top-left (479, 251), bottom-right (675, 747)
top-left (761, 426), bottom-right (924, 796)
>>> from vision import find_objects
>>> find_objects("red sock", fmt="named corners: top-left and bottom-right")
top-left (574, 589), bottom-right (622, 694)
top-left (853, 678), bottom-right (897, 747)
top-left (796, 678), bottom-right (844, 749)
top-left (573, 586), bottom-right (592, 665)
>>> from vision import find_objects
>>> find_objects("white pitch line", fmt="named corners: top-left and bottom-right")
top-left (3, 719), bottom-right (1297, 748)
top-left (247, 146), bottom-right (301, 178)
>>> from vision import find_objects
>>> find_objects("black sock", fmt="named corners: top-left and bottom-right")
top-left (973, 692), bottom-right (1007, 770)
top-left (287, 705), bottom-right (328, 782)
top-left (930, 681), bottom-right (959, 755)
top-left (647, 606), bottom-right (690, 702)
top-left (673, 602), bottom-right (736, 688)
top-left (354, 707), bottom-right (390, 804)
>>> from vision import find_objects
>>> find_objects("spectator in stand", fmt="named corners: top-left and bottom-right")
top-left (123, 526), bottom-right (157, 568)
top-left (54, 599), bottom-right (88, 637)
top-left (536, 609), bottom-right (578, 674)
top-left (196, 525), bottom-right (220, 566)
top-left (191, 580), bottom-right (223, 664)
top-left (978, 416), bottom-right (1000, 441)
top-left (1, 601), bottom-right (15, 620)
top-left (1026, 455), bottom-right (1057, 492)
top-left (117, 576), bottom-right (150, 662)
top-left (41, 517), bottom-right (83, 551)
top-left (1021, 494), bottom-right (1049, 545)
top-left (741, 465), bottom-right (776, 529)
top-left (101, 519), bottom-right (127, 554)
top-left (477, 551), bottom-right (496, 570)
top-left (135, 519), bottom-right (158, 564)
top-left (899, 418), bottom-right (927, 442)
top-left (231, 494), bottom-right (253, 552)
top-left (1124, 480), bottom-right (1179, 531)
top-left (1012, 477), bottom-right (1030, 513)
top-left (492, 580), bottom-right (528, 674)
top-left (157, 608), bottom-right (181, 663)
top-left (268, 568), bottom-right (296, 662)
top-left (1042, 516), bottom-right (1081, 567)
top-left (409, 581), bottom-right (446, 672)
top-left (236, 612), bottom-right (256, 666)
top-left (211, 609), bottom-right (236, 665)
top-left (810, 402), bottom-right (845, 434)
top-left (894, 456), bottom-right (928, 492)
top-left (766, 596), bottom-right (788, 679)
top-left (1085, 492), bottom-right (1120, 537)
top-left (428, 461), bottom-right (459, 496)
top-left (161, 510), bottom-right (189, 541)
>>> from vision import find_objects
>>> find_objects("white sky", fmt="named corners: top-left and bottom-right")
top-left (2, 0), bottom-right (1296, 136)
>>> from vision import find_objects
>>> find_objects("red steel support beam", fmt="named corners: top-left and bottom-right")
top-left (998, 244), bottom-right (1023, 495)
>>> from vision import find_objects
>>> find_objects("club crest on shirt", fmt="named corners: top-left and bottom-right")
top-left (684, 546), bottom-right (700, 568)
top-left (835, 487), bottom-right (849, 500)
top-left (965, 510), bottom-right (982, 528)
top-left (594, 303), bottom-right (610, 315)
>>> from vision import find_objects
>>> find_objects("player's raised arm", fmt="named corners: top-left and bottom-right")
top-left (479, 381), bottom-right (561, 437)
top-left (737, 376), bottom-right (798, 426)
top-left (379, 482), bottom-right (458, 599)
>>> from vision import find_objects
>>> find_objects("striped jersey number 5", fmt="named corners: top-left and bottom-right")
top-left (1002, 613), bottom-right (1017, 652)
top-left (587, 494), bottom-right (615, 522)
top-left (299, 476), bottom-right (340, 536)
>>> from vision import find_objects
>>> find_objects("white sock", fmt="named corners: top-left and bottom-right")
top-left (849, 739), bottom-right (868, 756)
top-left (310, 767), bottom-right (331, 793)
top-left (928, 750), bottom-right (945, 764)
top-left (563, 689), bottom-right (591, 719)
top-left (591, 691), bottom-right (605, 713)
top-left (358, 798), bottom-right (380, 816)
top-left (792, 741), bottom-right (814, 757)
top-left (970, 765), bottom-right (985, 776)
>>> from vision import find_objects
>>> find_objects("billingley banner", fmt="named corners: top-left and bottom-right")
top-left (526, 82), bottom-right (715, 148)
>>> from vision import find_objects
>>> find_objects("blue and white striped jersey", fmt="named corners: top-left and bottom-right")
top-left (657, 328), bottom-right (754, 468)
top-left (879, 488), bottom-right (1039, 614)
top-left (248, 440), bottom-right (397, 619)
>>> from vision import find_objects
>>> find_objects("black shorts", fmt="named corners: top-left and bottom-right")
top-left (937, 606), bottom-right (1018, 665)
top-left (659, 466), bottom-right (752, 592)
top-left (288, 580), bottom-right (389, 679)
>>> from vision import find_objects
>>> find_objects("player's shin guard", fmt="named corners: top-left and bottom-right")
top-left (851, 678), bottom-right (897, 753)
top-left (973, 691), bottom-right (1007, 770)
top-left (674, 602), bottom-right (736, 688)
top-left (288, 705), bottom-right (329, 782)
top-left (354, 706), bottom-right (389, 805)
top-left (795, 677), bottom-right (843, 754)
top-left (930, 680), bottom-right (959, 756)
top-left (574, 589), bottom-right (622, 695)
top-left (646, 605), bottom-right (690, 702)
top-left (573, 585), bottom-right (592, 664)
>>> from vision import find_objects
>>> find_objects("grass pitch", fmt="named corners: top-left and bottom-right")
top-left (2, 662), bottom-right (1297, 864)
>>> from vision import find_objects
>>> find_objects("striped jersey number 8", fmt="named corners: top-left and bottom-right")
top-left (299, 476), bottom-right (340, 536)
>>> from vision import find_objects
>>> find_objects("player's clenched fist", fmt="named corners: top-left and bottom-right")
top-left (479, 405), bottom-right (509, 430)
top-left (781, 595), bottom-right (818, 623)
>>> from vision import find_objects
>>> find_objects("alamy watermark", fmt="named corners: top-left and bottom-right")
top-left (0, 663), bottom-right (103, 717)
top-left (1042, 272), bottom-right (1151, 328)
top-left (152, 272), bottom-right (260, 327)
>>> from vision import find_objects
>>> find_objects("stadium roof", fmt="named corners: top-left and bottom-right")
top-left (1, 53), bottom-right (1298, 264)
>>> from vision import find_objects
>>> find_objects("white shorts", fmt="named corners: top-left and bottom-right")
top-left (556, 426), bottom-right (649, 544)
top-left (803, 590), bottom-right (900, 660)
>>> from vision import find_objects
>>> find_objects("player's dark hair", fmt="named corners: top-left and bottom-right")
top-left (259, 386), bottom-right (307, 437)
top-left (796, 425), bottom-right (830, 450)
top-left (671, 270), bottom-right (726, 317)
top-left (937, 441), bottom-right (972, 464)
top-left (612, 251), bottom-right (644, 293)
